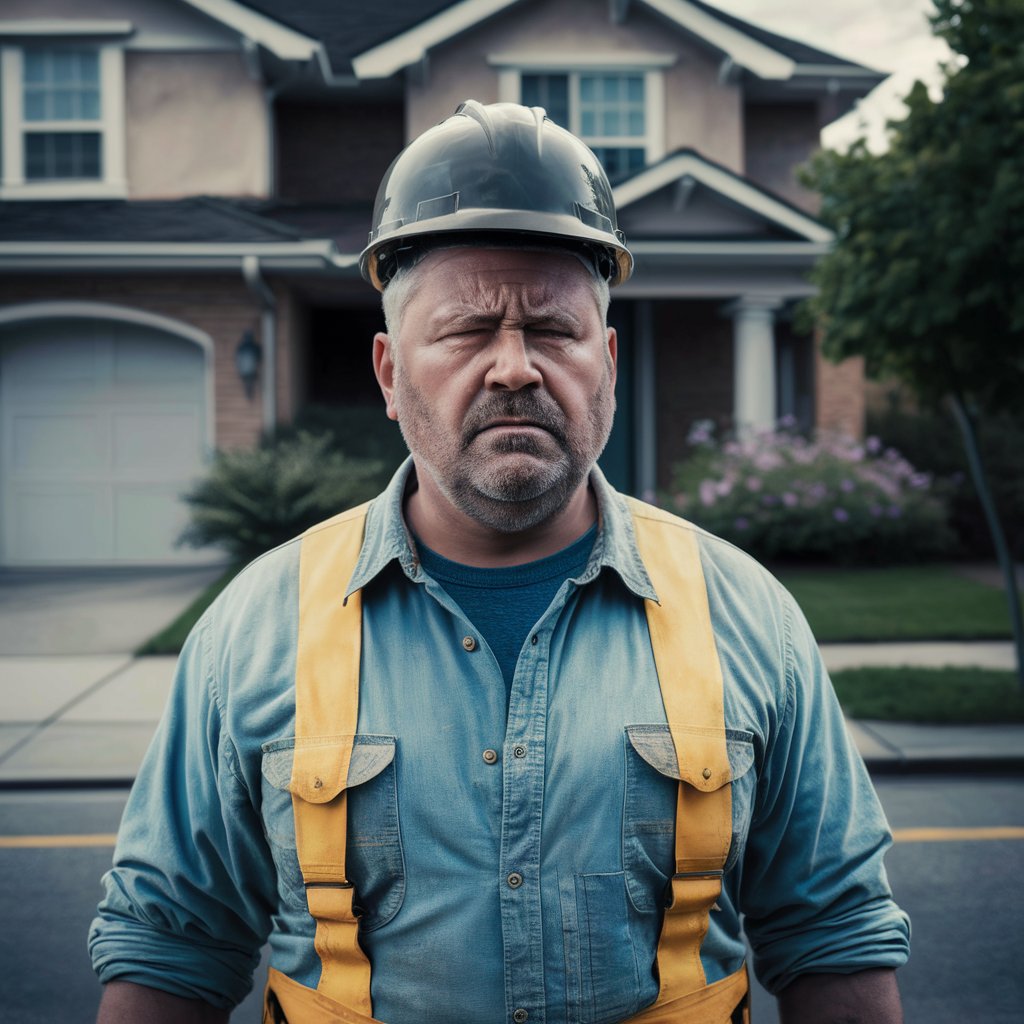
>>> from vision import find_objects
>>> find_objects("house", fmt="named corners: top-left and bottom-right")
top-left (0, 0), bottom-right (885, 567)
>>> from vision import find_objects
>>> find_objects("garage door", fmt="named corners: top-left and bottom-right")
top-left (0, 318), bottom-right (209, 566)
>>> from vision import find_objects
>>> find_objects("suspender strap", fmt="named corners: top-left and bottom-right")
top-left (293, 504), bottom-right (374, 1016)
top-left (627, 498), bottom-right (739, 1010)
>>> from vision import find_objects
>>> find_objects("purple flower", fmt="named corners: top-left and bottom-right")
top-left (833, 508), bottom-right (850, 523)
top-left (886, 504), bottom-right (903, 519)
top-left (909, 472), bottom-right (931, 490)
top-left (782, 492), bottom-right (799, 508)
top-left (734, 517), bottom-right (750, 531)
top-left (866, 435), bottom-right (882, 455)
top-left (699, 480), bottom-right (717, 507)
top-left (840, 478), bottom-right (855, 493)
top-left (746, 476), bottom-right (763, 492)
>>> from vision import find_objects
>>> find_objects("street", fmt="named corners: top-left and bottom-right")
top-left (1, 776), bottom-right (1021, 1023)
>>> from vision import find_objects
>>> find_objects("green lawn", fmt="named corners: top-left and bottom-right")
top-left (831, 666), bottom-right (1024, 722)
top-left (775, 564), bottom-right (1015, 643)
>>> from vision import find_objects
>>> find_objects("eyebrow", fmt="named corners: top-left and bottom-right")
top-left (429, 304), bottom-right (584, 335)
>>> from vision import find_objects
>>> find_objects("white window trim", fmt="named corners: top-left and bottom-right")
top-left (0, 43), bottom-right (127, 200)
top-left (497, 64), bottom-right (665, 166)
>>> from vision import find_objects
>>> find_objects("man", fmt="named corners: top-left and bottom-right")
top-left (91, 101), bottom-right (909, 1023)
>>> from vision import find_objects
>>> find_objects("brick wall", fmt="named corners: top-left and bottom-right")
top-left (0, 275), bottom-right (289, 450)
top-left (653, 301), bottom-right (734, 487)
top-left (814, 334), bottom-right (866, 438)
top-left (276, 101), bottom-right (405, 203)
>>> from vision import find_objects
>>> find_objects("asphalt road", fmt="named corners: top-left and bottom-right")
top-left (1, 776), bottom-right (1021, 1023)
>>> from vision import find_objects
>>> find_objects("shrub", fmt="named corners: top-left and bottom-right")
top-left (665, 420), bottom-right (955, 564)
top-left (179, 432), bottom-right (386, 563)
top-left (868, 397), bottom-right (1024, 559)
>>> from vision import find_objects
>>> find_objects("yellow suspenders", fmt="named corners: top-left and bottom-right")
top-left (264, 499), bottom-right (748, 1024)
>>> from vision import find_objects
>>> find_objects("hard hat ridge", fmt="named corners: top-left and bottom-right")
top-left (360, 99), bottom-right (634, 291)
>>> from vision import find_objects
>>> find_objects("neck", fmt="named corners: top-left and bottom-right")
top-left (404, 465), bottom-right (597, 568)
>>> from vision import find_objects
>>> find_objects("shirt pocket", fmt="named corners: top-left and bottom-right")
top-left (260, 734), bottom-right (405, 930)
top-left (623, 724), bottom-right (756, 914)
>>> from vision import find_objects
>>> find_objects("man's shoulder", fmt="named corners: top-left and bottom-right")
top-left (625, 495), bottom-right (792, 628)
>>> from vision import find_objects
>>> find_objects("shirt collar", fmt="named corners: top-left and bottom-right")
top-left (345, 456), bottom-right (657, 602)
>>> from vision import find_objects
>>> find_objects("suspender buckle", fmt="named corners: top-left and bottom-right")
top-left (305, 880), bottom-right (354, 890)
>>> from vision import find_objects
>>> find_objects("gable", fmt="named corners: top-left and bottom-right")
top-left (614, 150), bottom-right (832, 243)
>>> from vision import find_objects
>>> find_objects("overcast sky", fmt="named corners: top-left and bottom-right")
top-left (710, 0), bottom-right (953, 150)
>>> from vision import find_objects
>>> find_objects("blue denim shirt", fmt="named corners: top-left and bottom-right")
top-left (90, 461), bottom-right (910, 1020)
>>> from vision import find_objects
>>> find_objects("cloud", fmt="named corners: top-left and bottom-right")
top-left (709, 0), bottom-right (952, 149)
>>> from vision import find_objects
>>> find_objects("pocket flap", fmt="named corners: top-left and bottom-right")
top-left (261, 735), bottom-right (397, 802)
top-left (626, 724), bottom-right (754, 792)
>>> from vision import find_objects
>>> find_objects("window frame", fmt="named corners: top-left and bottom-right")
top-left (494, 55), bottom-right (668, 171)
top-left (1, 42), bottom-right (126, 199)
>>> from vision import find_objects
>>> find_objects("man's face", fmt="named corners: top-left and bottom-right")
top-left (373, 247), bottom-right (617, 533)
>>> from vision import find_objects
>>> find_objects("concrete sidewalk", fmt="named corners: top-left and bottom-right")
top-left (0, 643), bottom-right (1021, 786)
top-left (0, 562), bottom-right (1021, 785)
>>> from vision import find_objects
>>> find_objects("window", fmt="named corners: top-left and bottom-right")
top-left (1, 42), bottom-right (125, 198)
top-left (521, 71), bottom-right (649, 182)
top-left (23, 48), bottom-right (103, 180)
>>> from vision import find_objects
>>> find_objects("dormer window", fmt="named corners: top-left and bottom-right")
top-left (0, 35), bottom-right (126, 199)
top-left (493, 55), bottom-right (669, 184)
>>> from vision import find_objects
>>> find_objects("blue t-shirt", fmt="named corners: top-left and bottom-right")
top-left (416, 525), bottom-right (598, 697)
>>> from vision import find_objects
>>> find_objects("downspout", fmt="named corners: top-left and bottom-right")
top-left (243, 254), bottom-right (277, 435)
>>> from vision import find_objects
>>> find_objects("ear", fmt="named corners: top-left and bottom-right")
top-left (606, 326), bottom-right (618, 388)
top-left (373, 333), bottom-right (399, 421)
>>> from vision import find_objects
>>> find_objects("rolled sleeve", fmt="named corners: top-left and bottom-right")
top-left (740, 593), bottom-right (911, 993)
top-left (88, 614), bottom-right (275, 1009)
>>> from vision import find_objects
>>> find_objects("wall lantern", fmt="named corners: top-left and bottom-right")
top-left (235, 329), bottom-right (262, 400)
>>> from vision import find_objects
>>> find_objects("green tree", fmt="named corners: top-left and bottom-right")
top-left (802, 0), bottom-right (1024, 683)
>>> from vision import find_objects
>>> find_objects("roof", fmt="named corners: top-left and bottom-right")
top-left (228, 0), bottom-right (879, 80)
top-left (614, 147), bottom-right (833, 243)
top-left (0, 198), bottom-right (303, 244)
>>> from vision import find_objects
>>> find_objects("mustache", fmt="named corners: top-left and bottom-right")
top-left (461, 392), bottom-right (567, 448)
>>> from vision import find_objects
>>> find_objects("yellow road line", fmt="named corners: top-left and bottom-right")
top-left (0, 833), bottom-right (117, 848)
top-left (893, 826), bottom-right (1024, 842)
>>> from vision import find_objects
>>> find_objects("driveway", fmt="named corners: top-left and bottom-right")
top-left (0, 565), bottom-right (226, 656)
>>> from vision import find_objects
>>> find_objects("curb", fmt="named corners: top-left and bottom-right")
top-left (864, 757), bottom-right (1024, 777)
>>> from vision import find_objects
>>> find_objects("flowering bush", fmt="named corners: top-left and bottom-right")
top-left (665, 420), bottom-right (955, 563)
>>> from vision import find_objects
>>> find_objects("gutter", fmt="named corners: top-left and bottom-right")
top-left (0, 240), bottom-right (354, 273)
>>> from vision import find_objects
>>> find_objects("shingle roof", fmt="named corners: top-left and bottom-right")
top-left (0, 197), bottom-right (374, 251)
top-left (0, 198), bottom-right (303, 244)
top-left (234, 0), bottom-right (873, 79)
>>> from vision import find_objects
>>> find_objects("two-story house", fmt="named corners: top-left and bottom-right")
top-left (0, 0), bottom-right (884, 567)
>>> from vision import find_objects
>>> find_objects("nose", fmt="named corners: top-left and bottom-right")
top-left (484, 329), bottom-right (543, 391)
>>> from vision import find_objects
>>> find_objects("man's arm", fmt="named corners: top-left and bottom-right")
top-left (97, 981), bottom-right (229, 1024)
top-left (778, 967), bottom-right (903, 1024)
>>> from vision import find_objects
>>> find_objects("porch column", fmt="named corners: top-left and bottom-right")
top-left (726, 296), bottom-right (782, 433)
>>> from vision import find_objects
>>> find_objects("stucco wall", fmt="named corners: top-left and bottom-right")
top-left (744, 102), bottom-right (821, 213)
top-left (125, 52), bottom-right (269, 199)
top-left (406, 0), bottom-right (744, 173)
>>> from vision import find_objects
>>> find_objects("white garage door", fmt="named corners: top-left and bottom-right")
top-left (0, 318), bottom-right (210, 566)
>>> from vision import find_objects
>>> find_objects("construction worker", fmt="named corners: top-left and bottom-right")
top-left (90, 101), bottom-right (909, 1024)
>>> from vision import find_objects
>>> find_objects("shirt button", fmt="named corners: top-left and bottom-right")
top-left (531, 634), bottom-right (538, 645)
top-left (482, 749), bottom-right (498, 764)
top-left (513, 1010), bottom-right (529, 1023)
top-left (462, 635), bottom-right (476, 652)
top-left (507, 872), bottom-right (524, 889)
top-left (512, 745), bottom-right (526, 759)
